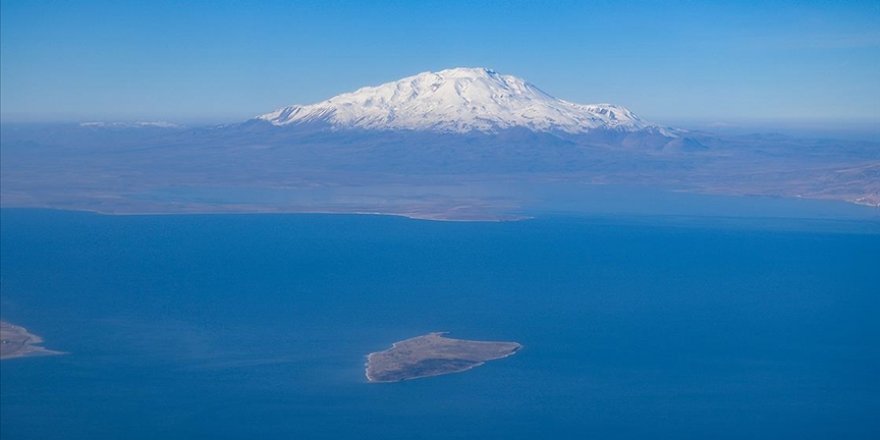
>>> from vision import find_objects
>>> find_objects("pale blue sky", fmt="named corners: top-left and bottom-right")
top-left (1, 0), bottom-right (878, 125)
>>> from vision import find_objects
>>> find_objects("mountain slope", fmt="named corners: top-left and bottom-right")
top-left (256, 67), bottom-right (667, 134)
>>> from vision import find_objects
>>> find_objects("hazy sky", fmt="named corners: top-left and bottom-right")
top-left (1, 0), bottom-right (878, 124)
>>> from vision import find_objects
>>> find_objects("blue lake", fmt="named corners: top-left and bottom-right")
top-left (1, 209), bottom-right (878, 439)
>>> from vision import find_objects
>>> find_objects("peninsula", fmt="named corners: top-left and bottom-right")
top-left (365, 332), bottom-right (521, 382)
top-left (0, 321), bottom-right (64, 360)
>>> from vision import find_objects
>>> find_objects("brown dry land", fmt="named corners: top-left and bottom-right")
top-left (365, 332), bottom-right (521, 382)
top-left (0, 321), bottom-right (64, 360)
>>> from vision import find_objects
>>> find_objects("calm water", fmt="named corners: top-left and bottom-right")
top-left (1, 209), bottom-right (878, 439)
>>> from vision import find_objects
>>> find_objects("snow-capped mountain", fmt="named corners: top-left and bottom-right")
top-left (256, 67), bottom-right (662, 134)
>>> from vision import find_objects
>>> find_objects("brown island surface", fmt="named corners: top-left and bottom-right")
top-left (365, 332), bottom-right (521, 383)
top-left (0, 321), bottom-right (64, 360)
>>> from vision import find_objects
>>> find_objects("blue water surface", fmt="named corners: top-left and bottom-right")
top-left (1, 209), bottom-right (878, 439)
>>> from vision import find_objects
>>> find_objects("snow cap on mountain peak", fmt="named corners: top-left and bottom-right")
top-left (257, 67), bottom-right (655, 134)
top-left (433, 66), bottom-right (497, 77)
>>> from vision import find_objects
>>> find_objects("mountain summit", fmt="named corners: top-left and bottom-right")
top-left (256, 67), bottom-right (657, 134)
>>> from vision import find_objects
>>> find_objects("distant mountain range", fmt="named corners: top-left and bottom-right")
top-left (1, 68), bottom-right (877, 219)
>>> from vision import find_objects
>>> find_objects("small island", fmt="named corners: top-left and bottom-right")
top-left (0, 321), bottom-right (64, 360)
top-left (365, 332), bottom-right (521, 382)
